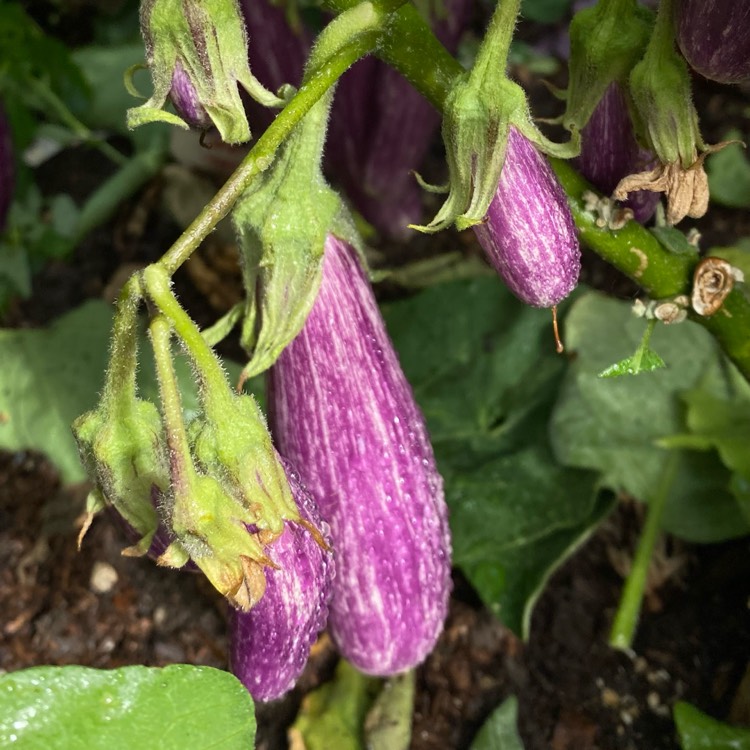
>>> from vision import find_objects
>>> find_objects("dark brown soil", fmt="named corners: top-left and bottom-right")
top-left (3, 448), bottom-right (749, 750)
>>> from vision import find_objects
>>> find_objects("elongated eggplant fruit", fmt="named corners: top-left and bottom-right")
top-left (268, 235), bottom-right (451, 676)
top-left (229, 460), bottom-right (334, 702)
top-left (675, 0), bottom-right (750, 84)
top-left (474, 127), bottom-right (581, 307)
top-left (576, 83), bottom-right (660, 223)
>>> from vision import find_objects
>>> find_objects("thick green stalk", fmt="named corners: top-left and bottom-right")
top-left (609, 451), bottom-right (679, 651)
top-left (552, 159), bottom-right (750, 380)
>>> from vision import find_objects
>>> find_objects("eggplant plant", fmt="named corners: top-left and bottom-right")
top-left (2, 0), bottom-right (750, 747)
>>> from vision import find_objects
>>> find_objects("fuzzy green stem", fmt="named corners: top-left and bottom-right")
top-left (101, 278), bottom-right (141, 410)
top-left (609, 451), bottom-right (680, 651)
top-left (148, 312), bottom-right (194, 483)
top-left (156, 1), bottom-right (391, 276)
top-left (142, 265), bottom-right (230, 404)
top-left (472, 0), bottom-right (521, 79)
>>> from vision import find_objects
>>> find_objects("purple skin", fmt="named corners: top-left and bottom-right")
top-left (675, 0), bottom-right (750, 84)
top-left (169, 60), bottom-right (212, 130)
top-left (474, 127), bottom-right (581, 308)
top-left (267, 236), bottom-right (452, 676)
top-left (0, 103), bottom-right (14, 231)
top-left (326, 0), bottom-right (472, 239)
top-left (576, 83), bottom-right (660, 223)
top-left (240, 0), bottom-right (312, 132)
top-left (229, 459), bottom-right (334, 702)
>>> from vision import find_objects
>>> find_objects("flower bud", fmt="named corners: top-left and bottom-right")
top-left (473, 127), bottom-right (581, 308)
top-left (128, 0), bottom-right (283, 143)
top-left (268, 235), bottom-right (451, 676)
top-left (229, 460), bottom-right (334, 702)
top-left (72, 398), bottom-right (169, 557)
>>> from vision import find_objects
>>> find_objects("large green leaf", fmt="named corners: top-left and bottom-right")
top-left (0, 300), bottom-right (247, 483)
top-left (384, 278), bottom-right (605, 636)
top-left (550, 291), bottom-right (750, 542)
top-left (675, 702), bottom-right (750, 750)
top-left (470, 697), bottom-right (525, 750)
top-left (0, 665), bottom-right (255, 749)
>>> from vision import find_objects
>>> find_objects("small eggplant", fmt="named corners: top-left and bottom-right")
top-left (473, 127), bottom-right (581, 308)
top-left (229, 459), bottom-right (334, 702)
top-left (675, 0), bottom-right (750, 84)
top-left (576, 83), bottom-right (660, 223)
top-left (268, 235), bottom-right (451, 676)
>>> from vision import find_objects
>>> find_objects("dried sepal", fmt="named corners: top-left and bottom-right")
top-left (691, 257), bottom-right (745, 317)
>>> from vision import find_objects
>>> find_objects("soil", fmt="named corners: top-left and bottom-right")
top-left (3, 10), bottom-right (750, 748)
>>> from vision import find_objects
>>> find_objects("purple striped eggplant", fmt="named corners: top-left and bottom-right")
top-left (326, 0), bottom-right (472, 239)
top-left (229, 459), bottom-right (334, 702)
top-left (169, 60), bottom-right (212, 130)
top-left (267, 235), bottom-right (451, 676)
top-left (240, 0), bottom-right (312, 133)
top-left (473, 127), bottom-right (581, 308)
top-left (675, 0), bottom-right (750, 84)
top-left (576, 83), bottom-right (660, 223)
top-left (0, 102), bottom-right (13, 231)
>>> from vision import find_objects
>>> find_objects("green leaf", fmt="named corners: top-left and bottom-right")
top-left (470, 697), bottom-right (525, 750)
top-left (674, 701), bottom-right (750, 750)
top-left (650, 226), bottom-right (700, 257)
top-left (598, 347), bottom-right (666, 378)
top-left (707, 133), bottom-right (750, 209)
top-left (364, 671), bottom-right (415, 750)
top-left (384, 279), bottom-right (606, 635)
top-left (0, 300), bottom-right (248, 484)
top-left (550, 291), bottom-right (750, 542)
top-left (289, 660), bottom-right (380, 750)
top-left (0, 664), bottom-right (255, 750)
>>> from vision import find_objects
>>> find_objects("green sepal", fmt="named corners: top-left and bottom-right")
top-left (564, 0), bottom-right (655, 133)
top-left (627, 0), bottom-right (702, 168)
top-left (189, 392), bottom-right (300, 536)
top-left (72, 398), bottom-right (168, 556)
top-left (233, 92), bottom-right (341, 377)
top-left (411, 0), bottom-right (578, 234)
top-left (165, 462), bottom-right (272, 610)
top-left (128, 0), bottom-right (284, 144)
top-left (413, 72), bottom-right (579, 234)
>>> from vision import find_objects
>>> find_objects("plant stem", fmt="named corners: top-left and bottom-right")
top-left (472, 0), bottom-right (521, 79)
top-left (610, 451), bottom-right (680, 651)
top-left (156, 33), bottom-right (379, 276)
top-left (142, 265), bottom-right (231, 403)
top-left (27, 76), bottom-right (128, 166)
top-left (551, 159), bottom-right (750, 380)
top-left (74, 144), bottom-right (167, 245)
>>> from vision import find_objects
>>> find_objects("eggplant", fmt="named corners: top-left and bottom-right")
top-left (326, 0), bottom-right (472, 239)
top-left (675, 0), bottom-right (750, 84)
top-left (473, 127), bottom-right (581, 308)
top-left (576, 83), bottom-right (660, 223)
top-left (229, 459), bottom-right (334, 702)
top-left (267, 235), bottom-right (451, 676)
